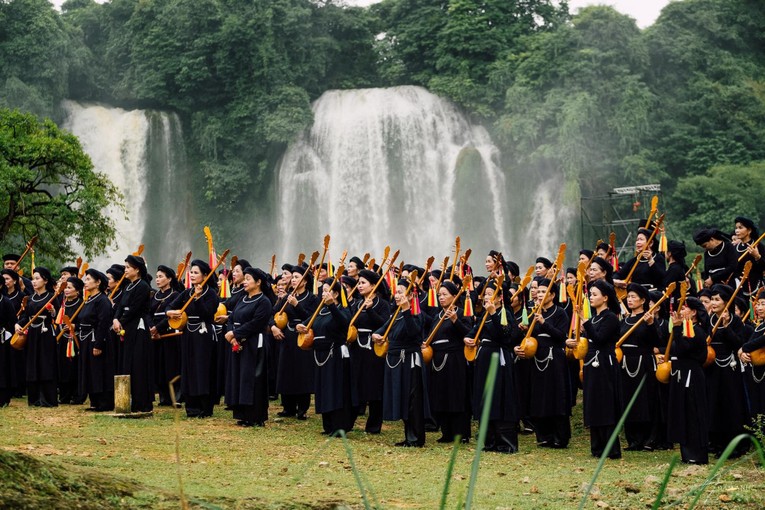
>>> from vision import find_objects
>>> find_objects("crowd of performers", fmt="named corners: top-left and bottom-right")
top-left (2, 215), bottom-right (765, 465)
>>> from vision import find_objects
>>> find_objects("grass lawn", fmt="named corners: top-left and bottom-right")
top-left (1, 397), bottom-right (764, 509)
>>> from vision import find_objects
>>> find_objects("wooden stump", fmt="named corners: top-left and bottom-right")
top-left (114, 375), bottom-right (131, 414)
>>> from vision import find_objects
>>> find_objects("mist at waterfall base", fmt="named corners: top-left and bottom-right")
top-left (59, 87), bottom-right (573, 273)
top-left (61, 100), bottom-right (195, 270)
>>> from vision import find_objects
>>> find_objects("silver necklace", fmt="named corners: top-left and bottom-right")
top-left (242, 293), bottom-right (263, 304)
top-left (31, 291), bottom-right (51, 302)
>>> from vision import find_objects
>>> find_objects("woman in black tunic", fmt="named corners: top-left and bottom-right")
top-left (518, 278), bottom-right (571, 449)
top-left (15, 267), bottom-right (58, 407)
top-left (427, 280), bottom-right (472, 443)
top-left (374, 278), bottom-right (427, 447)
top-left (57, 277), bottom-right (85, 404)
top-left (732, 216), bottom-right (765, 290)
top-left (167, 260), bottom-right (220, 418)
top-left (465, 281), bottom-right (519, 453)
top-left (2, 269), bottom-right (27, 399)
top-left (78, 269), bottom-right (115, 411)
top-left (667, 297), bottom-right (710, 464)
top-left (113, 255), bottom-right (154, 413)
top-left (693, 228), bottom-right (737, 288)
top-left (575, 279), bottom-right (622, 459)
top-left (225, 267), bottom-right (275, 427)
top-left (298, 277), bottom-right (354, 435)
top-left (150, 265), bottom-right (183, 406)
top-left (272, 265), bottom-right (317, 420)
top-left (216, 259), bottom-right (250, 407)
top-left (738, 289), bottom-right (765, 433)
top-left (0, 279), bottom-right (16, 406)
top-left (619, 283), bottom-right (659, 450)
top-left (705, 284), bottom-right (748, 457)
top-left (349, 269), bottom-right (390, 434)
top-left (614, 227), bottom-right (666, 291)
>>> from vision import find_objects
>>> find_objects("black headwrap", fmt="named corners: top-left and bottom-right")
top-left (191, 259), bottom-right (218, 291)
top-left (34, 267), bottom-right (55, 292)
top-left (626, 283), bottom-right (650, 309)
top-left (157, 265), bottom-right (183, 292)
top-left (590, 256), bottom-right (614, 284)
top-left (243, 267), bottom-right (276, 304)
top-left (589, 279), bottom-right (620, 315)
top-left (85, 268), bottom-right (109, 292)
top-left (735, 216), bottom-right (759, 240)
top-left (536, 277), bottom-right (558, 298)
top-left (1, 268), bottom-right (20, 285)
top-left (66, 276), bottom-right (84, 294)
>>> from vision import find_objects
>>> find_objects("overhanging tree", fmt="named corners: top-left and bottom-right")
top-left (0, 108), bottom-right (122, 262)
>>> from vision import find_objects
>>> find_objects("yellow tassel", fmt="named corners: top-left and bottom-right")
top-left (500, 305), bottom-right (508, 326)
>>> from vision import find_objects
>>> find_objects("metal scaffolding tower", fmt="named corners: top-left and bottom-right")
top-left (580, 184), bottom-right (662, 260)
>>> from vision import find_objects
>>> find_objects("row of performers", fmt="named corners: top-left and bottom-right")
top-left (2, 240), bottom-right (765, 465)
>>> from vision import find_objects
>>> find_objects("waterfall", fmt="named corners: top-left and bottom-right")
top-left (60, 100), bottom-right (195, 270)
top-left (276, 86), bottom-right (510, 266)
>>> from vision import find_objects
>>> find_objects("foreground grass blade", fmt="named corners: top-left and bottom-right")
top-left (687, 433), bottom-right (765, 509)
top-left (334, 429), bottom-right (377, 510)
top-left (465, 352), bottom-right (499, 510)
top-left (579, 373), bottom-right (647, 510)
top-left (438, 434), bottom-right (462, 509)
top-left (652, 453), bottom-right (680, 509)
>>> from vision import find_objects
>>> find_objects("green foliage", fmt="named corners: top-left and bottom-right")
top-left (0, 108), bottom-right (122, 262)
top-left (671, 161), bottom-right (765, 242)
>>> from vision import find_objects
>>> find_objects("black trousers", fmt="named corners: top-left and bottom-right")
top-left (90, 391), bottom-right (114, 411)
top-left (0, 388), bottom-right (13, 406)
top-left (436, 411), bottom-right (471, 442)
top-left (484, 420), bottom-right (518, 453)
top-left (403, 366), bottom-right (425, 445)
top-left (361, 400), bottom-right (383, 433)
top-left (534, 415), bottom-right (571, 447)
top-left (590, 425), bottom-right (622, 458)
top-left (233, 404), bottom-right (267, 424)
top-left (681, 444), bottom-right (708, 464)
top-left (625, 421), bottom-right (650, 449)
top-left (27, 381), bottom-right (57, 407)
top-left (186, 394), bottom-right (214, 417)
top-left (281, 393), bottom-right (311, 415)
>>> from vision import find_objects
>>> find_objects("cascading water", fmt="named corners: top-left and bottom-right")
top-left (60, 100), bottom-right (195, 269)
top-left (276, 86), bottom-right (510, 265)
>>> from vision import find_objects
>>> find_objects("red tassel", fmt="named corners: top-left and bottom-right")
top-left (66, 338), bottom-right (75, 358)
top-left (427, 287), bottom-right (437, 307)
top-left (410, 289), bottom-right (421, 315)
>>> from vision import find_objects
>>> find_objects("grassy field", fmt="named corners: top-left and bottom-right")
top-left (1, 397), bottom-right (764, 509)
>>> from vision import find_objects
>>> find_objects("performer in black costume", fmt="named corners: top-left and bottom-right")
top-left (272, 265), bottom-right (317, 420)
top-left (78, 269), bottom-right (115, 412)
top-left (15, 267), bottom-right (58, 407)
top-left (298, 276), bottom-right (355, 435)
top-left (373, 277), bottom-right (428, 447)
top-left (667, 297), bottom-right (710, 464)
top-left (167, 260), bottom-right (220, 418)
top-left (466, 280), bottom-right (520, 453)
top-left (150, 265), bottom-right (183, 406)
top-left (349, 269), bottom-right (390, 434)
top-left (225, 267), bottom-right (275, 427)
top-left (575, 279), bottom-right (623, 459)
top-left (427, 280), bottom-right (472, 443)
top-left (113, 255), bottom-right (154, 413)
top-left (518, 278), bottom-right (571, 448)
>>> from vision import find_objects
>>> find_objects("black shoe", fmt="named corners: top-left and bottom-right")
top-left (365, 429), bottom-right (381, 435)
top-left (625, 444), bottom-right (642, 451)
top-left (537, 440), bottom-right (551, 448)
top-left (551, 442), bottom-right (567, 449)
top-left (461, 437), bottom-right (470, 444)
top-left (277, 410), bottom-right (295, 418)
top-left (436, 436), bottom-right (453, 444)
top-left (296, 412), bottom-right (307, 421)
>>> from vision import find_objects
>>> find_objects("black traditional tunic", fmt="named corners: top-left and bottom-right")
top-left (350, 296), bottom-right (390, 403)
top-left (705, 313), bottom-right (748, 453)
top-left (18, 290), bottom-right (58, 406)
top-left (668, 321), bottom-right (709, 464)
top-left (114, 278), bottom-right (153, 412)
top-left (308, 304), bottom-right (355, 433)
top-left (427, 308), bottom-right (471, 414)
top-left (615, 253), bottom-right (666, 290)
top-left (275, 290), bottom-right (318, 396)
top-left (527, 304), bottom-right (571, 419)
top-left (582, 309), bottom-right (622, 427)
top-left (57, 296), bottom-right (83, 404)
top-left (618, 315), bottom-right (660, 448)
top-left (702, 241), bottom-right (737, 285)
top-left (150, 287), bottom-right (180, 405)
top-left (225, 292), bottom-right (273, 424)
top-left (0, 294), bottom-right (16, 405)
top-left (377, 308), bottom-right (429, 445)
top-left (169, 286), bottom-right (219, 417)
top-left (77, 293), bottom-right (114, 410)
top-left (741, 322), bottom-right (765, 417)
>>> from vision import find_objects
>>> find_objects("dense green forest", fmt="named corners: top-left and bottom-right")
top-left (2, 0), bottom-right (765, 253)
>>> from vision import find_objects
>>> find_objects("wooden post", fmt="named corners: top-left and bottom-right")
top-left (114, 375), bottom-right (131, 414)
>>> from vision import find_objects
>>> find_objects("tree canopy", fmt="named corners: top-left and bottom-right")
top-left (0, 108), bottom-right (122, 262)
top-left (1, 0), bottom-right (764, 253)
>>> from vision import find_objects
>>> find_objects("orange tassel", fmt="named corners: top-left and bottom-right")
top-left (55, 305), bottom-right (66, 325)
top-left (463, 295), bottom-right (474, 317)
top-left (427, 287), bottom-right (437, 307)
top-left (410, 289), bottom-right (421, 316)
